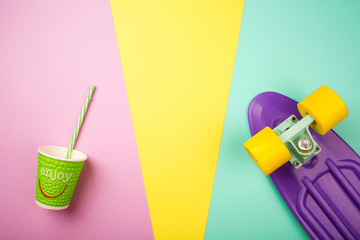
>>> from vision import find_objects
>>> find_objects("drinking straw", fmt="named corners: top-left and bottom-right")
top-left (66, 85), bottom-right (95, 159)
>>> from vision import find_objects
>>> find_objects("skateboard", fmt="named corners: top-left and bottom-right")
top-left (243, 86), bottom-right (360, 240)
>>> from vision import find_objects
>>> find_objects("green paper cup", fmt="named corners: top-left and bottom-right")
top-left (35, 145), bottom-right (87, 210)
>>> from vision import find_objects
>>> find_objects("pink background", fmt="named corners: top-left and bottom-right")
top-left (0, 0), bottom-right (153, 239)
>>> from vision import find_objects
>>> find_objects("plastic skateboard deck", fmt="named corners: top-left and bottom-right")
top-left (247, 91), bottom-right (360, 240)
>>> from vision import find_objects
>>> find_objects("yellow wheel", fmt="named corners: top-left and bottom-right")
top-left (297, 86), bottom-right (348, 135)
top-left (244, 127), bottom-right (291, 175)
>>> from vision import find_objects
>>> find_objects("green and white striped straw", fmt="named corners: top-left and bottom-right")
top-left (66, 85), bottom-right (95, 159)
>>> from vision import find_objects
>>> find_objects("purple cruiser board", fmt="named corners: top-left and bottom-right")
top-left (248, 92), bottom-right (360, 240)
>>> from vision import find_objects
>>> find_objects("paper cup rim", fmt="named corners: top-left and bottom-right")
top-left (38, 145), bottom-right (87, 162)
top-left (35, 200), bottom-right (69, 210)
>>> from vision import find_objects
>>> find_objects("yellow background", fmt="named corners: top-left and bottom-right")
top-left (110, 1), bottom-right (244, 238)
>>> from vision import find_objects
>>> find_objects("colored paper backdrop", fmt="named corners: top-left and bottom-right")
top-left (110, 0), bottom-right (244, 239)
top-left (205, 1), bottom-right (360, 239)
top-left (0, 1), bottom-right (153, 239)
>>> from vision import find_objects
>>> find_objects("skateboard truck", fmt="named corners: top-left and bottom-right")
top-left (273, 114), bottom-right (321, 169)
top-left (244, 86), bottom-right (348, 175)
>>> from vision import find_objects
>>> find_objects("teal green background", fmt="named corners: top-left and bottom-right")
top-left (205, 1), bottom-right (360, 239)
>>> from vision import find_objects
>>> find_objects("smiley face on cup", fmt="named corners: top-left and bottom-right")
top-left (35, 146), bottom-right (86, 210)
top-left (38, 167), bottom-right (74, 198)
